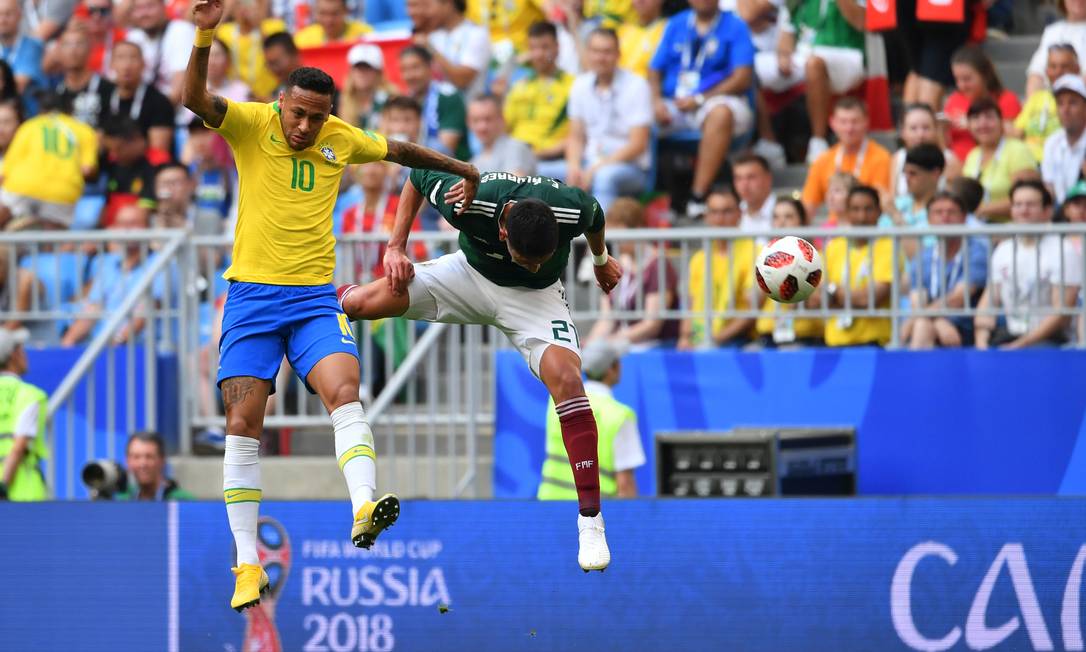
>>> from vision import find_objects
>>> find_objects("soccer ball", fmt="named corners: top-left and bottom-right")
top-left (754, 236), bottom-right (823, 304)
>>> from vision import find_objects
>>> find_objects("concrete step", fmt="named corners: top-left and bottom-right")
top-left (984, 34), bottom-right (1042, 62)
top-left (172, 454), bottom-right (493, 500)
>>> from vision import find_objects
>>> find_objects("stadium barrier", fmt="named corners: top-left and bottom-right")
top-left (10, 224), bottom-right (1085, 498)
top-left (4, 498), bottom-right (1086, 651)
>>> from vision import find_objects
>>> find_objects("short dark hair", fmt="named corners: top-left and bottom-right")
top-left (112, 39), bottom-right (143, 59)
top-left (904, 143), bottom-right (946, 172)
top-left (527, 20), bottom-right (557, 40)
top-left (505, 199), bottom-right (558, 259)
top-left (382, 94), bottom-right (422, 116)
top-left (587, 26), bottom-right (619, 46)
top-left (1010, 178), bottom-right (1054, 208)
top-left (775, 195), bottom-right (808, 226)
top-left (263, 31), bottom-right (298, 55)
top-left (967, 96), bottom-right (1002, 119)
top-left (34, 88), bottom-right (71, 114)
top-left (927, 190), bottom-right (967, 215)
top-left (847, 185), bottom-right (881, 207)
top-left (1049, 42), bottom-right (1080, 61)
top-left (469, 93), bottom-right (503, 112)
top-left (103, 116), bottom-right (144, 139)
top-left (707, 184), bottom-right (740, 205)
top-left (732, 152), bottom-right (771, 173)
top-left (286, 66), bottom-right (336, 97)
top-left (833, 96), bottom-right (868, 115)
top-left (947, 177), bottom-right (984, 213)
top-left (399, 44), bottom-right (433, 65)
top-left (126, 431), bottom-right (166, 458)
top-left (156, 161), bottom-right (189, 179)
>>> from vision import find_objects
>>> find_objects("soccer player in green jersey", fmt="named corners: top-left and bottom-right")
top-left (338, 169), bottom-right (623, 572)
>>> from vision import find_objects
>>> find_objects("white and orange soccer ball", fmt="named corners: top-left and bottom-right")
top-left (754, 236), bottom-right (823, 304)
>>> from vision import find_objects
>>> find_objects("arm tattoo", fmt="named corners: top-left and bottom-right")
top-left (183, 45), bottom-right (226, 127)
top-left (385, 140), bottom-right (478, 180)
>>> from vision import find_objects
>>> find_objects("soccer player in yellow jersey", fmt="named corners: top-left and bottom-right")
top-left (183, 0), bottom-right (480, 613)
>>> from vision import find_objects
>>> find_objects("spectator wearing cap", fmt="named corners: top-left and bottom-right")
top-left (903, 191), bottom-right (988, 350)
top-left (1026, 0), bottom-right (1086, 98)
top-left (563, 27), bottom-right (651, 211)
top-left (415, 0), bottom-right (490, 98)
top-left (113, 432), bottom-right (194, 500)
top-left (944, 45), bottom-right (1021, 163)
top-left (100, 40), bottom-right (175, 157)
top-left (0, 327), bottom-right (48, 501)
top-left (0, 0), bottom-right (43, 94)
top-left (538, 339), bottom-right (645, 500)
top-left (399, 45), bottom-right (470, 160)
top-left (339, 43), bottom-right (389, 131)
top-left (295, 0), bottom-right (372, 48)
top-left (216, 0), bottom-right (285, 101)
top-left (126, 0), bottom-right (196, 105)
top-left (504, 22), bottom-right (573, 178)
top-left (1042, 73), bottom-right (1086, 206)
top-left (468, 94), bottom-right (536, 176)
top-left (649, 0), bottom-right (754, 219)
top-left (976, 180), bottom-right (1083, 349)
top-left (0, 91), bottom-right (97, 229)
top-left (882, 143), bottom-right (944, 260)
top-left (1013, 44), bottom-right (1079, 162)
top-left (962, 97), bottom-right (1037, 223)
top-left (1062, 179), bottom-right (1086, 228)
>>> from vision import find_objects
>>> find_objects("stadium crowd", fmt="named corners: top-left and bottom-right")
top-left (0, 0), bottom-right (1080, 351)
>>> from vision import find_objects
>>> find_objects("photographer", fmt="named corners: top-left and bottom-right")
top-left (85, 432), bottom-right (193, 500)
top-left (0, 328), bottom-right (48, 501)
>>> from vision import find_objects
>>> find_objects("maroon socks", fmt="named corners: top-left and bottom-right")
top-left (556, 396), bottom-right (601, 517)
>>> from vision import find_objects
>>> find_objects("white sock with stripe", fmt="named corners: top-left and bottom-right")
top-left (223, 435), bottom-right (261, 567)
top-left (332, 402), bottom-right (377, 515)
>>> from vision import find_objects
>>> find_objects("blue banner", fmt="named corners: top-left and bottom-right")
top-left (494, 349), bottom-right (1086, 497)
top-left (4, 499), bottom-right (1086, 651)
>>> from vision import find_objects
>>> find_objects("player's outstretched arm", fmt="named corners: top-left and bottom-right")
top-left (586, 228), bottom-right (622, 295)
top-left (383, 178), bottom-right (426, 296)
top-left (384, 140), bottom-right (480, 215)
top-left (181, 0), bottom-right (227, 128)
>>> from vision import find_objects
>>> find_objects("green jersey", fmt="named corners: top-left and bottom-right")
top-left (409, 169), bottom-right (605, 289)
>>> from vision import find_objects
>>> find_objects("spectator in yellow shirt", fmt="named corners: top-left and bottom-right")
top-left (754, 197), bottom-right (823, 347)
top-left (295, 0), bottom-right (372, 48)
top-left (813, 185), bottom-right (897, 347)
top-left (1012, 43), bottom-right (1078, 162)
top-left (617, 0), bottom-right (664, 79)
top-left (679, 187), bottom-right (757, 349)
top-left (216, 0), bottom-right (285, 100)
top-left (467, 0), bottom-right (545, 56)
top-left (504, 21), bottom-right (572, 177)
top-left (0, 91), bottom-right (98, 228)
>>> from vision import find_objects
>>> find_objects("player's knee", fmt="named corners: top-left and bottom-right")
top-left (225, 410), bottom-right (263, 438)
top-left (806, 55), bottom-right (827, 76)
top-left (326, 383), bottom-right (360, 411)
top-left (549, 364), bottom-right (586, 403)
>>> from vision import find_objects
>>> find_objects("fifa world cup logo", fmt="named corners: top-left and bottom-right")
top-left (242, 517), bottom-right (292, 652)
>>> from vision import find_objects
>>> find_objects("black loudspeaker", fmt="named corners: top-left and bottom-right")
top-left (655, 427), bottom-right (857, 497)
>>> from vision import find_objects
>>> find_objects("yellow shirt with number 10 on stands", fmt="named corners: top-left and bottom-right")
top-left (2, 112), bottom-right (97, 205)
top-left (209, 99), bottom-right (388, 286)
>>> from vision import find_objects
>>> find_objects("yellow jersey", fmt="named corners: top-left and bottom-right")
top-left (617, 19), bottom-right (665, 79)
top-left (754, 297), bottom-right (824, 341)
top-left (211, 100), bottom-right (388, 285)
top-left (2, 112), bottom-right (97, 205)
top-left (503, 70), bottom-right (572, 153)
top-left (686, 239), bottom-right (756, 346)
top-left (217, 19), bottom-right (286, 100)
top-left (822, 236), bottom-right (896, 346)
top-left (583, 0), bottom-right (637, 26)
top-left (467, 0), bottom-right (545, 53)
top-left (295, 20), bottom-right (373, 48)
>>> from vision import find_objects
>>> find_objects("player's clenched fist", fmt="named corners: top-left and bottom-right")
top-left (192, 0), bottom-right (224, 29)
top-left (594, 256), bottom-right (622, 294)
top-left (383, 246), bottom-right (415, 296)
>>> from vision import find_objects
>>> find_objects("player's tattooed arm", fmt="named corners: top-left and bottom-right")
top-left (182, 0), bottom-right (227, 128)
top-left (384, 140), bottom-right (480, 214)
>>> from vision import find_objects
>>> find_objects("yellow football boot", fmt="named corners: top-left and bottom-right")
top-left (230, 563), bottom-right (270, 612)
top-left (351, 493), bottom-right (401, 548)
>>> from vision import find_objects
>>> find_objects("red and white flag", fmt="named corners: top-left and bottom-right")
top-left (864, 32), bottom-right (893, 131)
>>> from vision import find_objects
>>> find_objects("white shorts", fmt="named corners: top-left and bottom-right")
top-left (404, 251), bottom-right (581, 377)
top-left (663, 94), bottom-right (754, 137)
top-left (1, 191), bottom-right (74, 227)
top-left (754, 46), bottom-right (865, 95)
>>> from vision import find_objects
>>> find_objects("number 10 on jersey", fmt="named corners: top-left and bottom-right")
top-left (291, 157), bottom-right (315, 192)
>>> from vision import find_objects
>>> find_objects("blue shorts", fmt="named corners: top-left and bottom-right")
top-left (217, 282), bottom-right (357, 394)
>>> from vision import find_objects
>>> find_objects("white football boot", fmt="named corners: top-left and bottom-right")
top-left (577, 513), bottom-right (611, 572)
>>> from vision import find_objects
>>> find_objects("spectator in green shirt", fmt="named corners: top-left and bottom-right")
top-left (398, 45), bottom-right (471, 161)
top-left (114, 431), bottom-right (194, 501)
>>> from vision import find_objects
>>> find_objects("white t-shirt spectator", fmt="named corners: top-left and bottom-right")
top-left (719, 0), bottom-right (790, 54)
top-left (1041, 128), bottom-right (1086, 204)
top-left (1028, 21), bottom-right (1086, 81)
top-left (568, 68), bottom-right (652, 170)
top-left (428, 20), bottom-right (491, 98)
top-left (740, 194), bottom-right (775, 233)
top-left (584, 380), bottom-right (646, 473)
top-left (990, 234), bottom-right (1083, 337)
top-left (128, 19), bottom-right (197, 98)
top-left (472, 135), bottom-right (537, 176)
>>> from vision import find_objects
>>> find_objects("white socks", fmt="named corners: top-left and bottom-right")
top-left (332, 402), bottom-right (377, 515)
top-left (223, 435), bottom-right (261, 566)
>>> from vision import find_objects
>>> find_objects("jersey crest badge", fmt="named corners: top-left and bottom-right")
top-left (320, 145), bottom-right (336, 162)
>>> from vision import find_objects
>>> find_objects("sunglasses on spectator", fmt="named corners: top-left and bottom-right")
top-left (87, 6), bottom-right (112, 16)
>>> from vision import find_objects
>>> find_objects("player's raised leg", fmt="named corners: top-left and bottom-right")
top-left (306, 351), bottom-right (399, 548)
top-left (221, 376), bottom-right (273, 611)
top-left (539, 345), bottom-right (611, 572)
top-left (337, 278), bottom-right (411, 321)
